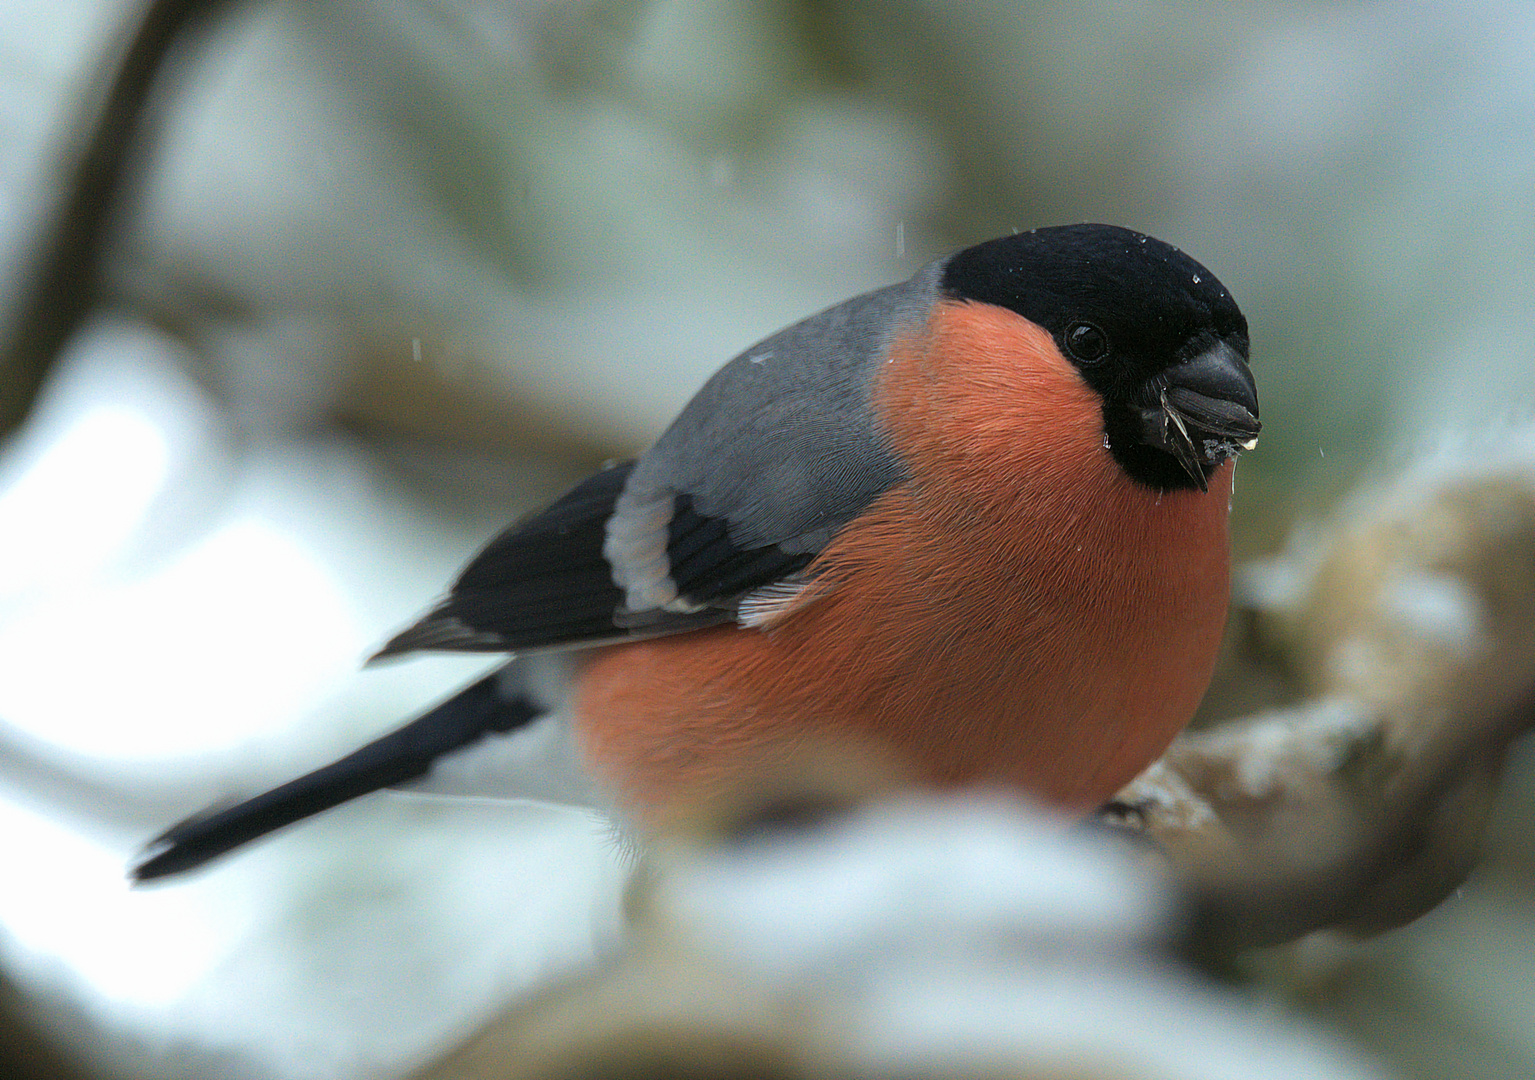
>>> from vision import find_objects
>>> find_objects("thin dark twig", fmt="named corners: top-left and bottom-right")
top-left (0, 0), bottom-right (234, 437)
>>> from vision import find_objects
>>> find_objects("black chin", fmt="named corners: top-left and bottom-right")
top-left (1102, 409), bottom-right (1212, 492)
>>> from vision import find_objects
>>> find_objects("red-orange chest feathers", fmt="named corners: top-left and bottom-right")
top-left (576, 301), bottom-right (1235, 818)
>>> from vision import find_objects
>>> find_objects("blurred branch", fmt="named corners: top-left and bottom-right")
top-left (412, 951), bottom-right (807, 1080)
top-left (0, 0), bottom-right (234, 437)
top-left (0, 975), bottom-right (94, 1080)
top-left (1167, 671), bottom-right (1529, 957)
top-left (1106, 469), bottom-right (1535, 957)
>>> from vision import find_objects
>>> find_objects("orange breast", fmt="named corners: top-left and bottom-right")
top-left (573, 301), bottom-right (1234, 824)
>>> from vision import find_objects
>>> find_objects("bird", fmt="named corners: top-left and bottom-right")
top-left (131, 223), bottom-right (1260, 881)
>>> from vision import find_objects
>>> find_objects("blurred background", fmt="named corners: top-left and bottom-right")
top-left (1, 1), bottom-right (1533, 1077)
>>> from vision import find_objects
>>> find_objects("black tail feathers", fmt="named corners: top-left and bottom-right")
top-left (131, 670), bottom-right (537, 881)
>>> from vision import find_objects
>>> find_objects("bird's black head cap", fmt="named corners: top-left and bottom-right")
top-left (941, 224), bottom-right (1257, 492)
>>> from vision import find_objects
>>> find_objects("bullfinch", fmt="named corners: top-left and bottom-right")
top-left (132, 223), bottom-right (1260, 881)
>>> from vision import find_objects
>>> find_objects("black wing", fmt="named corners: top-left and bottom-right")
top-left (375, 462), bottom-right (811, 659)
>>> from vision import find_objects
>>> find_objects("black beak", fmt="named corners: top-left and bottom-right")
top-left (1135, 341), bottom-right (1261, 492)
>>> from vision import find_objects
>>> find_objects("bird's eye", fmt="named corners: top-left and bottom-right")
top-left (1065, 322), bottom-right (1109, 364)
